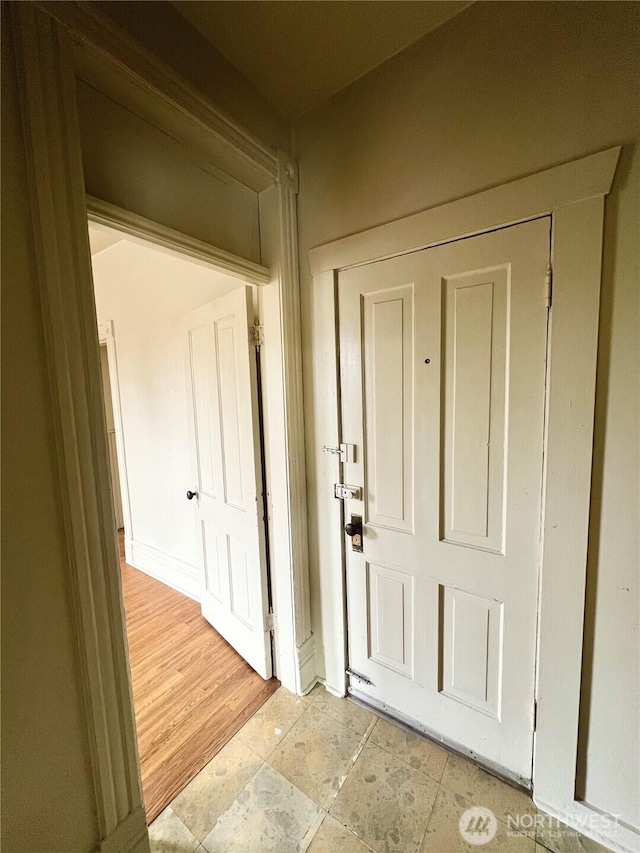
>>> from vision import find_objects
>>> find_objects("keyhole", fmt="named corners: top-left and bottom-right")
top-left (424, 358), bottom-right (431, 364)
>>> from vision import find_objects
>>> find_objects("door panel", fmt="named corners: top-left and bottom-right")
top-left (183, 287), bottom-right (271, 679)
top-left (339, 217), bottom-right (550, 780)
top-left (443, 268), bottom-right (508, 552)
top-left (363, 286), bottom-right (414, 532)
top-left (440, 585), bottom-right (503, 718)
top-left (368, 562), bottom-right (414, 678)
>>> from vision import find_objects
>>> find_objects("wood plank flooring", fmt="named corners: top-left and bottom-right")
top-left (118, 534), bottom-right (279, 822)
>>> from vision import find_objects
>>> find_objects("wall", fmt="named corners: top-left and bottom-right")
top-left (93, 0), bottom-right (290, 155)
top-left (92, 236), bottom-right (241, 598)
top-left (77, 82), bottom-right (262, 264)
top-left (1, 17), bottom-right (99, 853)
top-left (294, 0), bottom-right (639, 831)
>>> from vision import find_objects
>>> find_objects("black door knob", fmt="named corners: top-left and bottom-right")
top-left (344, 514), bottom-right (363, 552)
top-left (186, 490), bottom-right (198, 501)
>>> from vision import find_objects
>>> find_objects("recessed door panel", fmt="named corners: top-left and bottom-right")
top-left (367, 562), bottom-right (414, 678)
top-left (440, 585), bottom-right (503, 719)
top-left (442, 269), bottom-right (508, 553)
top-left (201, 520), bottom-right (224, 603)
top-left (189, 326), bottom-right (218, 498)
top-left (229, 535), bottom-right (251, 627)
top-left (215, 319), bottom-right (244, 510)
top-left (363, 287), bottom-right (414, 532)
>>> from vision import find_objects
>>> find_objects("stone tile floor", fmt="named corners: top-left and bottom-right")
top-left (149, 685), bottom-right (612, 853)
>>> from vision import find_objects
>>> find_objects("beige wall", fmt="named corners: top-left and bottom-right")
top-left (92, 237), bottom-right (240, 597)
top-left (77, 81), bottom-right (262, 264)
top-left (294, 0), bottom-right (639, 828)
top-left (1, 18), bottom-right (100, 853)
top-left (93, 0), bottom-right (290, 154)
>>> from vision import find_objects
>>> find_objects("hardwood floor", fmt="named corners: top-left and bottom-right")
top-left (118, 534), bottom-right (279, 822)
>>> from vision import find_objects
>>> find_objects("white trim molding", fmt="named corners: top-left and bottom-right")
top-left (126, 539), bottom-right (200, 603)
top-left (98, 806), bottom-right (148, 853)
top-left (10, 1), bottom-right (313, 849)
top-left (308, 147), bottom-right (631, 852)
top-left (11, 4), bottom-right (146, 847)
top-left (88, 197), bottom-right (271, 285)
top-left (308, 147), bottom-right (620, 274)
top-left (275, 168), bottom-right (313, 653)
top-left (40, 0), bottom-right (279, 192)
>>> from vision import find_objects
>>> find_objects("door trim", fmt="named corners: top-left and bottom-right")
top-left (10, 4), bottom-right (312, 851)
top-left (308, 148), bottom-right (629, 851)
top-left (88, 197), bottom-right (271, 285)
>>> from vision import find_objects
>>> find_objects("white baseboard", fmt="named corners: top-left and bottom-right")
top-left (323, 680), bottom-right (347, 699)
top-left (126, 538), bottom-right (200, 601)
top-left (533, 798), bottom-right (640, 853)
top-left (99, 806), bottom-right (149, 853)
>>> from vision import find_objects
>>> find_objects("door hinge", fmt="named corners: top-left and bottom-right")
top-left (250, 324), bottom-right (265, 347)
top-left (264, 609), bottom-right (275, 633)
top-left (346, 667), bottom-right (374, 687)
top-left (544, 264), bottom-right (553, 308)
top-left (334, 483), bottom-right (361, 500)
top-left (533, 699), bottom-right (538, 732)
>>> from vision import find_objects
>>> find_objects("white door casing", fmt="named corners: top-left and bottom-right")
top-left (340, 217), bottom-right (550, 781)
top-left (183, 287), bottom-right (272, 679)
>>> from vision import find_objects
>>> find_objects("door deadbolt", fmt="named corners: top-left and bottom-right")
top-left (345, 514), bottom-right (363, 552)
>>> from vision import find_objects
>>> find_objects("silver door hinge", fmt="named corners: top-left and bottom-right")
top-left (264, 610), bottom-right (275, 633)
top-left (334, 483), bottom-right (361, 500)
top-left (544, 264), bottom-right (553, 308)
top-left (346, 667), bottom-right (374, 687)
top-left (250, 324), bottom-right (265, 347)
top-left (323, 443), bottom-right (356, 463)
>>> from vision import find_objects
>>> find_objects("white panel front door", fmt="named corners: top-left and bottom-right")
top-left (339, 217), bottom-right (550, 780)
top-left (183, 287), bottom-right (272, 679)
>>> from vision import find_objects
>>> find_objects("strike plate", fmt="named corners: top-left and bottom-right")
top-left (334, 483), bottom-right (361, 501)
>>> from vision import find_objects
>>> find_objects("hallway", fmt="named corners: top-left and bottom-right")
top-left (119, 534), bottom-right (279, 821)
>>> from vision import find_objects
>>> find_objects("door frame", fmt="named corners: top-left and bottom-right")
top-left (307, 147), bottom-right (635, 852)
top-left (11, 4), bottom-right (313, 851)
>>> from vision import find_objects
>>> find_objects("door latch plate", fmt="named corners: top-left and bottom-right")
top-left (334, 483), bottom-right (361, 500)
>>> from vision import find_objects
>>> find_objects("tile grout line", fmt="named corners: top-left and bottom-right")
top-left (236, 693), bottom-right (312, 762)
top-left (412, 752), bottom-right (458, 853)
top-left (263, 696), bottom-right (377, 816)
top-left (365, 720), bottom-right (452, 787)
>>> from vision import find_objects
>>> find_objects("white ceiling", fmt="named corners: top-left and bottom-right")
top-left (171, 1), bottom-right (471, 117)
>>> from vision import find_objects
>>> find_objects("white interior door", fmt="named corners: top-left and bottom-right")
top-left (339, 217), bottom-right (550, 781)
top-left (183, 286), bottom-right (272, 679)
top-left (99, 345), bottom-right (124, 530)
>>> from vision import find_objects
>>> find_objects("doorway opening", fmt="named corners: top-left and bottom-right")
top-left (88, 219), bottom-right (279, 821)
